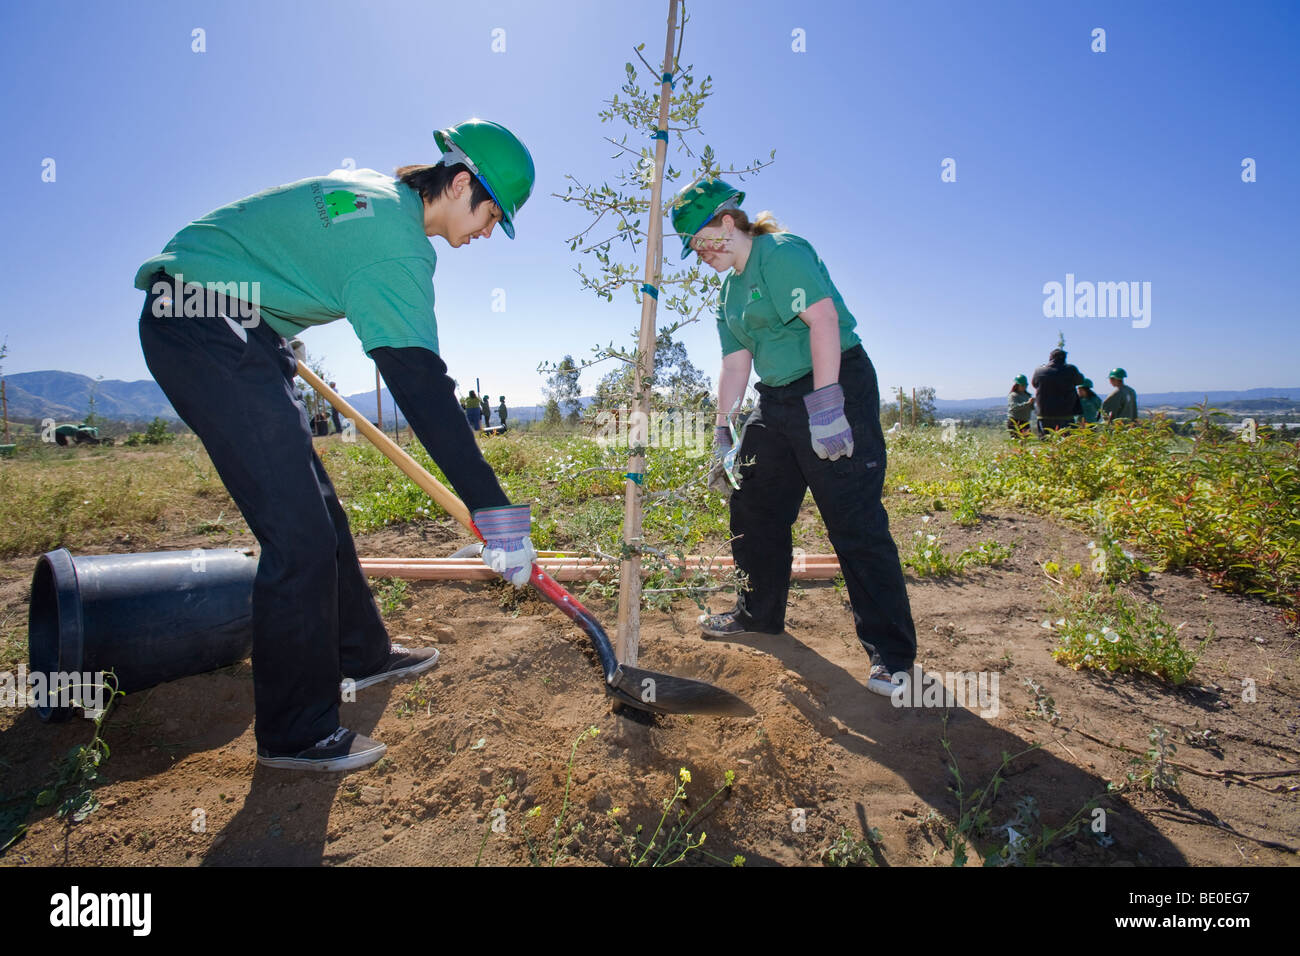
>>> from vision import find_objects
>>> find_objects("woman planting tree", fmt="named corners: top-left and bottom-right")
top-left (135, 119), bottom-right (539, 772)
top-left (675, 177), bottom-right (917, 696)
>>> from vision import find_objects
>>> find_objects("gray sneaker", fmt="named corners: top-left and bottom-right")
top-left (343, 644), bottom-right (441, 694)
top-left (256, 727), bottom-right (386, 773)
top-left (868, 664), bottom-right (906, 697)
top-left (697, 609), bottom-right (781, 639)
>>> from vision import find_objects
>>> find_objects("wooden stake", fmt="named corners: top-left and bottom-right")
top-left (1, 380), bottom-right (8, 444)
top-left (375, 365), bottom-right (383, 429)
top-left (912, 387), bottom-right (916, 428)
top-left (616, 0), bottom-right (679, 667)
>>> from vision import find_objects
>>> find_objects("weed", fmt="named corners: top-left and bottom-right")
top-left (1020, 677), bottom-right (1060, 723)
top-left (34, 673), bottom-right (124, 825)
top-left (394, 679), bottom-right (431, 719)
top-left (612, 767), bottom-right (737, 867)
top-left (370, 577), bottom-right (410, 618)
top-left (952, 480), bottom-right (984, 527)
top-left (821, 825), bottom-right (883, 867)
top-left (936, 712), bottom-right (1100, 866)
top-left (1047, 583), bottom-right (1207, 684)
top-left (903, 526), bottom-right (1013, 578)
top-left (520, 725), bottom-right (599, 867)
top-left (1126, 725), bottom-right (1181, 792)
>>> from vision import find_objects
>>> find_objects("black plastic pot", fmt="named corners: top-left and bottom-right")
top-left (27, 548), bottom-right (257, 721)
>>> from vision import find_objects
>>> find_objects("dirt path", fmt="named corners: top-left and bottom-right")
top-left (1, 510), bottom-right (1296, 866)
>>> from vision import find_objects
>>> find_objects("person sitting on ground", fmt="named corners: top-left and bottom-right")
top-left (1007, 375), bottom-right (1034, 437)
top-left (1076, 378), bottom-right (1102, 424)
top-left (1030, 347), bottom-right (1084, 436)
top-left (1102, 368), bottom-right (1138, 423)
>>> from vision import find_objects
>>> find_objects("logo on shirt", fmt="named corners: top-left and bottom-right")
top-left (748, 286), bottom-right (763, 302)
top-left (311, 182), bottom-right (377, 227)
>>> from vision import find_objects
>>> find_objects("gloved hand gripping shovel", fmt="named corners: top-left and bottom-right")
top-left (296, 363), bottom-right (753, 717)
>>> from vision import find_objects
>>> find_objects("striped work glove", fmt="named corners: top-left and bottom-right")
top-left (473, 504), bottom-right (537, 588)
top-left (803, 383), bottom-right (854, 461)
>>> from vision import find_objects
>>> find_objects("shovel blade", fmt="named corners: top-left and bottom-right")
top-left (607, 664), bottom-right (754, 717)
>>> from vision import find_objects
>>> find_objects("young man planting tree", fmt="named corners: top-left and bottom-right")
top-left (136, 119), bottom-right (538, 772)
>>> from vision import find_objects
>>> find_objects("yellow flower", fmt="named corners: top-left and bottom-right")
top-left (724, 769), bottom-right (736, 787)
top-left (678, 767), bottom-right (692, 785)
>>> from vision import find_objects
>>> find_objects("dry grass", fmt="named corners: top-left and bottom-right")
top-left (0, 436), bottom-right (239, 556)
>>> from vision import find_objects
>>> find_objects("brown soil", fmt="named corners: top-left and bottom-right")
top-left (1, 508), bottom-right (1296, 867)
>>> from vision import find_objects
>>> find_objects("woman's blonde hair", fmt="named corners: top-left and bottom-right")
top-left (705, 207), bottom-right (784, 237)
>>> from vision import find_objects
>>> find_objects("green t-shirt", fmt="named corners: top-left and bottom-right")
top-left (1102, 384), bottom-right (1138, 421)
top-left (715, 233), bottom-right (861, 386)
top-left (1078, 393), bottom-right (1103, 423)
top-left (134, 168), bottom-right (440, 354)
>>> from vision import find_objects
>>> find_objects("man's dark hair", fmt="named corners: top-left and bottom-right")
top-left (395, 163), bottom-right (494, 211)
top-left (1049, 348), bottom-right (1066, 361)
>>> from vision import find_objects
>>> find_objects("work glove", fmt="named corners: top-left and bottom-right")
top-left (803, 383), bottom-right (854, 461)
top-left (473, 504), bottom-right (537, 588)
top-left (707, 426), bottom-right (739, 495)
top-left (289, 338), bottom-right (307, 366)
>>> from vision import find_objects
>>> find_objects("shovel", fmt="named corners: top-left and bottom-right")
top-left (296, 363), bottom-right (752, 717)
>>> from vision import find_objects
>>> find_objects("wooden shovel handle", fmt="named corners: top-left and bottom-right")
top-left (295, 362), bottom-right (476, 534)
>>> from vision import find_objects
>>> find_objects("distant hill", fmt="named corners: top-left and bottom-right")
top-left (933, 387), bottom-right (1300, 415)
top-left (4, 371), bottom-right (177, 422)
top-left (1, 369), bottom-right (545, 427)
top-left (9, 369), bottom-right (1295, 426)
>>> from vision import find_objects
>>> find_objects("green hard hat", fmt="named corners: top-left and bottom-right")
top-left (1079, 378), bottom-right (1093, 388)
top-left (1013, 374), bottom-right (1028, 386)
top-left (1108, 367), bottom-right (1127, 379)
top-left (434, 119), bottom-right (535, 239)
top-left (671, 176), bottom-right (745, 258)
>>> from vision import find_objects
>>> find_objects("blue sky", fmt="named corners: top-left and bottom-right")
top-left (2, 0), bottom-right (1296, 411)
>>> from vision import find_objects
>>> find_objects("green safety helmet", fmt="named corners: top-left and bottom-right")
top-left (1013, 374), bottom-right (1028, 386)
top-left (1079, 378), bottom-right (1093, 389)
top-left (671, 176), bottom-right (745, 258)
top-left (434, 119), bottom-right (535, 239)
top-left (1108, 367), bottom-right (1127, 379)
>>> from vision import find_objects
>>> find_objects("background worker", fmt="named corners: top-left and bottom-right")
top-left (1031, 347), bottom-right (1084, 436)
top-left (1007, 374), bottom-right (1034, 437)
top-left (676, 177), bottom-right (917, 697)
top-left (1076, 378), bottom-right (1103, 424)
top-left (464, 390), bottom-right (483, 430)
top-left (1103, 368), bottom-right (1139, 422)
top-left (136, 119), bottom-right (539, 773)
top-left (328, 381), bottom-right (343, 434)
top-left (497, 395), bottom-right (508, 430)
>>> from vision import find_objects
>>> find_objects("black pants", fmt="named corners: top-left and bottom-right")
top-left (138, 274), bottom-right (389, 753)
top-left (729, 346), bottom-right (917, 673)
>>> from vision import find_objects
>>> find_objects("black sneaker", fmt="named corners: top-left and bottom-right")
top-left (697, 609), bottom-right (781, 639)
top-left (256, 727), bottom-right (386, 773)
top-left (342, 644), bottom-right (441, 694)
